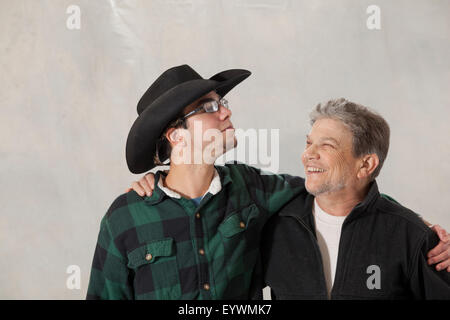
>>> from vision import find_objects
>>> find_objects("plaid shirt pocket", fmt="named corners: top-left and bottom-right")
top-left (218, 204), bottom-right (260, 238)
top-left (127, 238), bottom-right (182, 299)
top-left (214, 204), bottom-right (263, 296)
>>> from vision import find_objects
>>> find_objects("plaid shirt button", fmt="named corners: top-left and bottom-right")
top-left (199, 248), bottom-right (205, 255)
top-left (203, 283), bottom-right (210, 291)
top-left (239, 221), bottom-right (246, 229)
top-left (145, 253), bottom-right (152, 261)
top-left (195, 213), bottom-right (201, 219)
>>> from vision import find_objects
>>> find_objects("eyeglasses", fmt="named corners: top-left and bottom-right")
top-left (183, 98), bottom-right (229, 119)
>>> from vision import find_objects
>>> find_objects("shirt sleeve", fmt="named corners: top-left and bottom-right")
top-left (408, 229), bottom-right (450, 299)
top-left (86, 216), bottom-right (134, 300)
top-left (231, 163), bottom-right (306, 217)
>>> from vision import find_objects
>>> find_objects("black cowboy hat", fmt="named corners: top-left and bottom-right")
top-left (126, 64), bottom-right (251, 174)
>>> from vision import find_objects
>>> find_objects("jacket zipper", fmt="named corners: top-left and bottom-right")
top-left (291, 215), bottom-right (330, 299)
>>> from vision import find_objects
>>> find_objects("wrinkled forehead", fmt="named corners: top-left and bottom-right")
top-left (309, 117), bottom-right (353, 145)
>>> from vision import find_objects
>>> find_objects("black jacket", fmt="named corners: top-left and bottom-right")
top-left (252, 181), bottom-right (450, 299)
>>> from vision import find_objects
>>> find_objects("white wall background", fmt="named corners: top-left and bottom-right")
top-left (0, 0), bottom-right (449, 299)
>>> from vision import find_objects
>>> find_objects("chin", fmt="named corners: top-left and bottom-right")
top-left (305, 183), bottom-right (318, 196)
top-left (224, 136), bottom-right (237, 152)
top-left (305, 180), bottom-right (327, 196)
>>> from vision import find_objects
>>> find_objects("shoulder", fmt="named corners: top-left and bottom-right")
top-left (105, 190), bottom-right (143, 218)
top-left (218, 161), bottom-right (305, 187)
top-left (375, 196), bottom-right (430, 235)
top-left (375, 196), bottom-right (442, 264)
top-left (219, 161), bottom-right (259, 176)
top-left (100, 190), bottom-right (145, 236)
top-left (219, 160), bottom-right (287, 176)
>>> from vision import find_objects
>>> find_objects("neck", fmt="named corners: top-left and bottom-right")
top-left (164, 163), bottom-right (215, 199)
top-left (315, 183), bottom-right (370, 217)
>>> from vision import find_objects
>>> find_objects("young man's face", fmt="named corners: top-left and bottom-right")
top-left (302, 118), bottom-right (361, 196)
top-left (173, 91), bottom-right (236, 164)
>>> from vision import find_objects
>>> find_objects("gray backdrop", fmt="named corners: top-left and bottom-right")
top-left (1, 0), bottom-right (449, 299)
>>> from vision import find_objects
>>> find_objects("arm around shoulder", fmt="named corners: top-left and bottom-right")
top-left (227, 162), bottom-right (305, 215)
top-left (409, 229), bottom-right (450, 299)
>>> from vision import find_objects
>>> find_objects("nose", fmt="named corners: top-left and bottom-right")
top-left (302, 144), bottom-right (319, 162)
top-left (218, 104), bottom-right (232, 120)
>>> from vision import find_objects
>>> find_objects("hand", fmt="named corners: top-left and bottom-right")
top-left (427, 224), bottom-right (450, 272)
top-left (125, 172), bottom-right (156, 197)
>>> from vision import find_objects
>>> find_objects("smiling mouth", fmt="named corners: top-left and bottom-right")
top-left (306, 166), bottom-right (326, 174)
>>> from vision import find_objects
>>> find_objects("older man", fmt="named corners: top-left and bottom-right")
top-left (251, 98), bottom-right (450, 299)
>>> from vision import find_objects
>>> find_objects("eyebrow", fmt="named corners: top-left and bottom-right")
top-left (306, 135), bottom-right (340, 145)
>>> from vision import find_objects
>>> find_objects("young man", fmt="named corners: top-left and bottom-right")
top-left (86, 65), bottom-right (305, 299)
top-left (132, 97), bottom-right (450, 299)
top-left (250, 99), bottom-right (450, 299)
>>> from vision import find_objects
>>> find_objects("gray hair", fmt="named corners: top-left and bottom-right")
top-left (309, 98), bottom-right (390, 180)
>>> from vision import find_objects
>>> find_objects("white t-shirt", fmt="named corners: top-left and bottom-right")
top-left (312, 199), bottom-right (346, 298)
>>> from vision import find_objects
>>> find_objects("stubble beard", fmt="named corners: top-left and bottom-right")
top-left (305, 174), bottom-right (347, 197)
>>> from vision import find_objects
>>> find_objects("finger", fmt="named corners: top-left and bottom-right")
top-left (140, 177), bottom-right (153, 197)
top-left (427, 240), bottom-right (450, 258)
top-left (431, 225), bottom-right (448, 242)
top-left (435, 258), bottom-right (450, 272)
top-left (131, 181), bottom-right (145, 197)
top-left (125, 187), bottom-right (132, 193)
top-left (144, 173), bottom-right (156, 190)
top-left (428, 248), bottom-right (449, 265)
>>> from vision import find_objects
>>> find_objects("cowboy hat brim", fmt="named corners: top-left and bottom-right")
top-left (126, 69), bottom-right (251, 174)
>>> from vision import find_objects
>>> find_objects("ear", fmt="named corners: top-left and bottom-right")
top-left (165, 127), bottom-right (182, 146)
top-left (357, 154), bottom-right (380, 179)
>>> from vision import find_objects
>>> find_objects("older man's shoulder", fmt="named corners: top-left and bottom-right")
top-left (376, 195), bottom-right (429, 233)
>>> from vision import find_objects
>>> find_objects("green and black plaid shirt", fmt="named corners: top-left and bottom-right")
top-left (86, 162), bottom-right (305, 300)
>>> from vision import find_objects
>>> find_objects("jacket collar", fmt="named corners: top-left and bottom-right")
top-left (215, 164), bottom-right (233, 188)
top-left (279, 180), bottom-right (381, 224)
top-left (343, 180), bottom-right (380, 224)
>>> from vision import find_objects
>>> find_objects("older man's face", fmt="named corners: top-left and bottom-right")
top-left (302, 118), bottom-right (360, 196)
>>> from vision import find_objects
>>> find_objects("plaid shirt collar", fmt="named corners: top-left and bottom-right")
top-left (145, 166), bottom-right (232, 205)
top-left (157, 169), bottom-right (222, 199)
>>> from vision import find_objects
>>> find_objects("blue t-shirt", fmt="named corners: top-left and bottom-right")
top-left (191, 196), bottom-right (203, 207)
